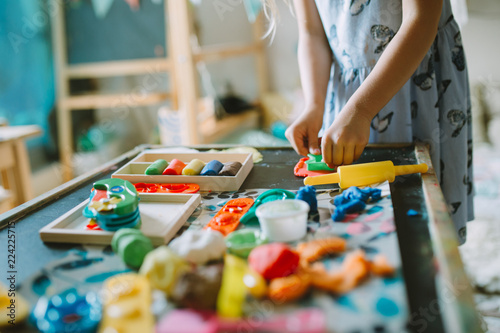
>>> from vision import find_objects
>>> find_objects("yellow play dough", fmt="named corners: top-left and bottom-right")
top-left (99, 273), bottom-right (154, 333)
top-left (182, 159), bottom-right (205, 175)
top-left (139, 246), bottom-right (190, 296)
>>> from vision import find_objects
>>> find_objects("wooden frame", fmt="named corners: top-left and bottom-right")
top-left (415, 143), bottom-right (484, 332)
top-left (52, 1), bottom-right (268, 181)
top-left (112, 151), bottom-right (253, 191)
top-left (39, 192), bottom-right (201, 246)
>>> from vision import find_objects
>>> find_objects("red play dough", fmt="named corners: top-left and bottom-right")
top-left (248, 243), bottom-right (300, 280)
top-left (294, 157), bottom-right (336, 178)
top-left (162, 159), bottom-right (186, 175)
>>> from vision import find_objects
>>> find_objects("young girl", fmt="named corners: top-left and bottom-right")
top-left (271, 0), bottom-right (473, 244)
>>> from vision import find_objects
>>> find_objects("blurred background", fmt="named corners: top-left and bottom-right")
top-left (1, 0), bottom-right (500, 327)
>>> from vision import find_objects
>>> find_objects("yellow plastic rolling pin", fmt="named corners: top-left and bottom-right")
top-left (304, 161), bottom-right (428, 189)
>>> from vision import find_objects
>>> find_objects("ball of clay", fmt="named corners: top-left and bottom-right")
top-left (111, 228), bottom-right (153, 269)
top-left (169, 230), bottom-right (226, 265)
top-left (170, 263), bottom-right (223, 310)
top-left (248, 243), bottom-right (300, 280)
top-left (139, 246), bottom-right (190, 296)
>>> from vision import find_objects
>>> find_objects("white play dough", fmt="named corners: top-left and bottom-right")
top-left (169, 229), bottom-right (226, 264)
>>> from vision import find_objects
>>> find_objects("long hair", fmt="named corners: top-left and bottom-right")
top-left (262, 0), bottom-right (293, 40)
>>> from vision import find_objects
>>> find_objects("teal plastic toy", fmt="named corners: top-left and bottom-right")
top-left (239, 189), bottom-right (296, 225)
top-left (305, 154), bottom-right (336, 171)
top-left (83, 179), bottom-right (141, 231)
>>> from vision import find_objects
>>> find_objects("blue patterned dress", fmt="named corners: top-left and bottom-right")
top-left (315, 0), bottom-right (473, 243)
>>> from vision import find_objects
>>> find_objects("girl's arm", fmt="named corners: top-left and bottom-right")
top-left (285, 0), bottom-right (332, 156)
top-left (322, 0), bottom-right (443, 166)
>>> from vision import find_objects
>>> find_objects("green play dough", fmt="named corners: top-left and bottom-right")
top-left (112, 228), bottom-right (153, 268)
top-left (145, 159), bottom-right (168, 175)
top-left (225, 229), bottom-right (268, 258)
top-left (305, 154), bottom-right (336, 171)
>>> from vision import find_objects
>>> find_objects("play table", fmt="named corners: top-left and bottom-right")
top-left (0, 144), bottom-right (483, 333)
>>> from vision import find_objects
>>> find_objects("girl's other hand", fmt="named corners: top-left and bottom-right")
top-left (285, 109), bottom-right (324, 156)
top-left (321, 109), bottom-right (371, 167)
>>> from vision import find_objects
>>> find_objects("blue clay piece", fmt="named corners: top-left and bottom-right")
top-left (406, 209), bottom-right (419, 217)
top-left (200, 160), bottom-right (223, 176)
top-left (332, 199), bottom-right (366, 222)
top-left (296, 185), bottom-right (317, 212)
top-left (334, 186), bottom-right (382, 207)
top-left (344, 187), bottom-right (370, 202)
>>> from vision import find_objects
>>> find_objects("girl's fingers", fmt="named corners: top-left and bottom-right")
top-left (354, 145), bottom-right (365, 161)
top-left (286, 129), bottom-right (307, 156)
top-left (308, 131), bottom-right (321, 155)
top-left (332, 142), bottom-right (343, 166)
top-left (322, 138), bottom-right (333, 167)
top-left (343, 145), bottom-right (355, 165)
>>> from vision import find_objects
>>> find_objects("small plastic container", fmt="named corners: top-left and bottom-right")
top-left (256, 199), bottom-right (310, 242)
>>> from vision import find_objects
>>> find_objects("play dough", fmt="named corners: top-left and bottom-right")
top-left (248, 243), bottom-right (300, 280)
top-left (297, 237), bottom-right (347, 263)
top-left (111, 228), bottom-right (153, 268)
top-left (171, 263), bottom-right (223, 310)
top-left (169, 230), bottom-right (226, 265)
top-left (139, 246), bottom-right (190, 295)
top-left (218, 161), bottom-right (242, 176)
top-left (182, 159), bottom-right (205, 175)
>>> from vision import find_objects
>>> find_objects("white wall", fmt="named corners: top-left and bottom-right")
top-left (461, 0), bottom-right (500, 84)
top-left (194, 1), bottom-right (300, 99)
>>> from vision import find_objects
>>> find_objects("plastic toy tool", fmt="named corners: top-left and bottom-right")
top-left (305, 154), bottom-right (336, 171)
top-left (204, 198), bottom-right (254, 236)
top-left (83, 178), bottom-right (141, 231)
top-left (304, 161), bottom-right (428, 189)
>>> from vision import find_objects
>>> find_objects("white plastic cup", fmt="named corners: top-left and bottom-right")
top-left (256, 199), bottom-right (310, 242)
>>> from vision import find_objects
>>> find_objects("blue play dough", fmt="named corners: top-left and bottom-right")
top-left (332, 199), bottom-right (366, 222)
top-left (296, 185), bottom-right (318, 212)
top-left (201, 160), bottom-right (223, 176)
top-left (334, 186), bottom-right (382, 206)
top-left (332, 186), bottom-right (382, 221)
top-left (376, 297), bottom-right (400, 317)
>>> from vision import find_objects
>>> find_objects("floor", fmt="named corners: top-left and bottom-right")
top-left (461, 218), bottom-right (500, 332)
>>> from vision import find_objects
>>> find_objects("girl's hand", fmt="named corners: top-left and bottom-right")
top-left (285, 109), bottom-right (324, 156)
top-left (321, 109), bottom-right (371, 167)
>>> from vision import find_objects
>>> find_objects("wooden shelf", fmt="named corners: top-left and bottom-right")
top-left (200, 109), bottom-right (260, 143)
top-left (194, 43), bottom-right (260, 63)
top-left (67, 58), bottom-right (172, 79)
top-left (64, 92), bottom-right (171, 110)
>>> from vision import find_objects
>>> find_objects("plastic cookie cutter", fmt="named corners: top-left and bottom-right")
top-left (100, 273), bottom-right (154, 333)
top-left (240, 189), bottom-right (296, 225)
top-left (31, 288), bottom-right (101, 333)
top-left (134, 183), bottom-right (200, 194)
top-left (305, 154), bottom-right (337, 171)
top-left (204, 198), bottom-right (254, 236)
top-left (83, 178), bottom-right (141, 231)
top-left (304, 161), bottom-right (428, 189)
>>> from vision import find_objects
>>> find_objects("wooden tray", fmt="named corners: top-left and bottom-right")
top-left (39, 193), bottom-right (201, 246)
top-left (111, 152), bottom-right (253, 191)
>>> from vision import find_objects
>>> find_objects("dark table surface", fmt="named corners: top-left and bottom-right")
top-left (0, 145), bottom-right (480, 332)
